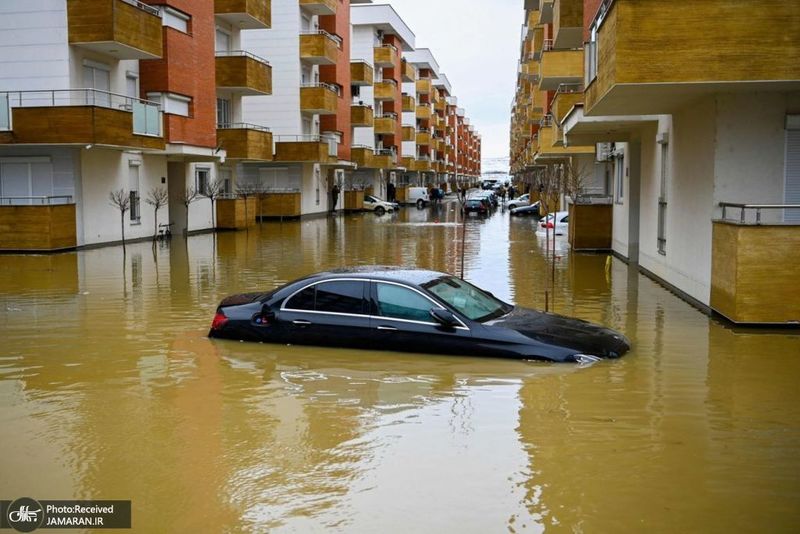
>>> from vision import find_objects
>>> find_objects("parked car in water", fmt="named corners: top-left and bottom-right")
top-left (405, 187), bottom-right (430, 208)
top-left (539, 211), bottom-right (569, 235)
top-left (209, 267), bottom-right (630, 363)
top-left (507, 193), bottom-right (532, 210)
top-left (462, 198), bottom-right (489, 216)
top-left (510, 201), bottom-right (542, 217)
top-left (471, 190), bottom-right (498, 208)
top-left (363, 195), bottom-right (398, 216)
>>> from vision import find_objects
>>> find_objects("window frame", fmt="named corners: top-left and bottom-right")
top-left (282, 278), bottom-right (370, 318)
top-left (372, 280), bottom-right (469, 330)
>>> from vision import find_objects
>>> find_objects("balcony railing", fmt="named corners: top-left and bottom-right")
top-left (300, 31), bottom-right (341, 65)
top-left (215, 50), bottom-right (272, 95)
top-left (214, 0), bottom-right (271, 29)
top-left (300, 83), bottom-right (339, 115)
top-left (374, 44), bottom-right (398, 67)
top-left (275, 134), bottom-right (338, 158)
top-left (0, 195), bottom-right (74, 206)
top-left (350, 60), bottom-right (374, 86)
top-left (299, 0), bottom-right (337, 16)
top-left (0, 89), bottom-right (162, 137)
top-left (217, 123), bottom-right (273, 161)
top-left (719, 203), bottom-right (800, 225)
top-left (67, 0), bottom-right (162, 60)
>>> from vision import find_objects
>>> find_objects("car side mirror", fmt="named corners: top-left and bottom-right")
top-left (430, 308), bottom-right (458, 328)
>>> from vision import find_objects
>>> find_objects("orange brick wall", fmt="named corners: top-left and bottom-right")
top-left (319, 0), bottom-right (352, 161)
top-left (139, 0), bottom-right (217, 149)
top-left (382, 34), bottom-right (403, 158)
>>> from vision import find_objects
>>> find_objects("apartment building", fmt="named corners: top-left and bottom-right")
top-left (350, 3), bottom-right (415, 199)
top-left (0, 0), bottom-right (271, 249)
top-left (510, 0), bottom-right (800, 325)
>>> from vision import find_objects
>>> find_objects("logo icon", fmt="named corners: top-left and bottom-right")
top-left (6, 498), bottom-right (44, 533)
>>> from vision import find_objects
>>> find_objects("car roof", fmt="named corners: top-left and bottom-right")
top-left (311, 266), bottom-right (449, 285)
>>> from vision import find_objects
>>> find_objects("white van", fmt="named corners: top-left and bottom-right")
top-left (405, 187), bottom-right (430, 208)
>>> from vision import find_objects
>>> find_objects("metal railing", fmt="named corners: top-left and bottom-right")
top-left (300, 29), bottom-right (343, 47)
top-left (556, 82), bottom-right (584, 94)
top-left (121, 0), bottom-right (161, 17)
top-left (0, 89), bottom-right (161, 136)
top-left (543, 38), bottom-right (554, 51)
top-left (217, 122), bottom-right (271, 132)
top-left (376, 79), bottom-right (397, 86)
top-left (0, 196), bottom-right (73, 206)
top-left (719, 202), bottom-right (800, 224)
top-left (376, 43), bottom-right (398, 53)
top-left (350, 59), bottom-right (373, 68)
top-left (379, 112), bottom-right (397, 120)
top-left (214, 49), bottom-right (270, 65)
top-left (300, 82), bottom-right (340, 96)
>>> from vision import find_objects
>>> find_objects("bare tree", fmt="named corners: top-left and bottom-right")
top-left (109, 189), bottom-right (130, 252)
top-left (179, 186), bottom-right (199, 237)
top-left (236, 183), bottom-right (259, 229)
top-left (201, 179), bottom-right (224, 229)
top-left (145, 187), bottom-right (169, 240)
top-left (562, 158), bottom-right (592, 203)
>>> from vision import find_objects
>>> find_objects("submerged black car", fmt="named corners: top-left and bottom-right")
top-left (209, 267), bottom-right (630, 363)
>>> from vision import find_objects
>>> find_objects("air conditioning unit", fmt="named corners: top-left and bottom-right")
top-left (596, 142), bottom-right (612, 162)
top-left (376, 30), bottom-right (384, 39)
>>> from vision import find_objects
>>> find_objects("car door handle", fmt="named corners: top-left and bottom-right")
top-left (292, 320), bottom-right (312, 326)
top-left (376, 325), bottom-right (398, 331)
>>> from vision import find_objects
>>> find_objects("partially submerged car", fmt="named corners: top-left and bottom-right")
top-left (510, 201), bottom-right (542, 217)
top-left (363, 195), bottom-right (398, 215)
top-left (209, 267), bottom-right (630, 363)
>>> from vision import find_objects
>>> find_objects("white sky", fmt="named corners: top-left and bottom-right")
top-left (380, 0), bottom-right (521, 160)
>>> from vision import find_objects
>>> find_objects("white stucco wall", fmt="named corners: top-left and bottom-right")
top-left (352, 26), bottom-right (377, 148)
top-left (611, 142), bottom-right (631, 257)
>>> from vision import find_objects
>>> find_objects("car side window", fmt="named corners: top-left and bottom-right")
top-left (376, 283), bottom-right (435, 323)
top-left (285, 286), bottom-right (316, 311)
top-left (315, 281), bottom-right (366, 315)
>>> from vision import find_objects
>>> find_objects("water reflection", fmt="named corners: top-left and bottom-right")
top-left (0, 199), bottom-right (798, 532)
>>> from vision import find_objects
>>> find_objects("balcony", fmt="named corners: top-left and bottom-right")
top-left (216, 196), bottom-right (258, 229)
top-left (401, 60), bottom-right (416, 82)
top-left (67, 0), bottom-right (162, 60)
top-left (216, 123), bottom-right (273, 161)
top-left (435, 99), bottom-right (446, 113)
top-left (416, 130), bottom-right (431, 146)
top-left (216, 51), bottom-right (272, 95)
top-left (402, 125), bottom-right (415, 142)
top-left (711, 207), bottom-right (800, 324)
top-left (402, 94), bottom-right (416, 112)
top-left (259, 192), bottom-right (301, 218)
top-left (374, 45), bottom-right (398, 68)
top-left (0, 89), bottom-right (163, 150)
top-left (351, 104), bottom-right (374, 127)
top-left (538, 0), bottom-right (554, 24)
top-left (374, 114), bottom-right (397, 135)
top-left (350, 61), bottom-right (374, 86)
top-left (416, 79), bottom-right (432, 95)
top-left (538, 48), bottom-right (583, 91)
top-left (416, 105), bottom-right (432, 120)
top-left (584, 0), bottom-right (800, 116)
top-left (274, 134), bottom-right (337, 163)
top-left (300, 31), bottom-right (340, 65)
top-left (567, 201), bottom-right (612, 251)
top-left (373, 80), bottom-right (397, 101)
top-left (215, 0), bottom-right (271, 29)
top-left (415, 157), bottom-right (432, 172)
top-left (298, 0), bottom-right (337, 16)
top-left (521, 58), bottom-right (538, 81)
top-left (552, 0), bottom-right (583, 49)
top-left (401, 157), bottom-right (417, 171)
top-left (300, 83), bottom-right (338, 115)
top-left (0, 198), bottom-right (76, 252)
top-left (372, 150), bottom-right (396, 169)
top-left (551, 86), bottom-right (583, 124)
top-left (350, 146), bottom-right (375, 168)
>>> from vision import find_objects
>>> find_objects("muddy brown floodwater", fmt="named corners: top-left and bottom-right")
top-left (1, 199), bottom-right (798, 533)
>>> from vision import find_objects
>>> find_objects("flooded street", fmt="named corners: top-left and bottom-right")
top-left (1, 198), bottom-right (798, 533)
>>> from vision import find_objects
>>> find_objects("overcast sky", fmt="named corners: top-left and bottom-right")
top-left (381, 0), bottom-right (521, 160)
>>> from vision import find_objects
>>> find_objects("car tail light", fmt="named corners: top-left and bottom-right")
top-left (211, 311), bottom-right (229, 330)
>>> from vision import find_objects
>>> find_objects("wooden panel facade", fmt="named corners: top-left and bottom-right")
top-left (374, 117), bottom-right (396, 135)
top-left (401, 61), bottom-right (416, 82)
top-left (215, 55), bottom-right (272, 95)
top-left (274, 141), bottom-right (334, 163)
top-left (67, 0), bottom-right (162, 59)
top-left (350, 61), bottom-right (374, 86)
top-left (402, 126), bottom-right (416, 142)
top-left (567, 203), bottom-right (612, 250)
top-left (217, 128), bottom-right (273, 161)
top-left (552, 91), bottom-right (583, 124)
top-left (351, 105), bottom-right (374, 127)
top-left (538, 49), bottom-right (583, 90)
top-left (299, 0), bottom-right (337, 16)
top-left (5, 107), bottom-right (164, 150)
top-left (416, 105), bottom-right (432, 120)
top-left (351, 147), bottom-right (374, 168)
top-left (416, 79), bottom-right (432, 94)
top-left (259, 192), bottom-right (302, 218)
top-left (374, 46), bottom-right (398, 68)
top-left (300, 86), bottom-right (338, 115)
top-left (343, 190), bottom-right (364, 211)
top-left (214, 0), bottom-right (271, 29)
top-left (216, 197), bottom-right (258, 229)
top-left (552, 0), bottom-right (584, 49)
top-left (373, 81), bottom-right (396, 101)
top-left (402, 95), bottom-right (416, 112)
top-left (586, 0), bottom-right (800, 113)
top-left (0, 204), bottom-right (77, 251)
top-left (710, 221), bottom-right (800, 324)
top-left (416, 131), bottom-right (431, 146)
top-left (300, 33), bottom-right (339, 65)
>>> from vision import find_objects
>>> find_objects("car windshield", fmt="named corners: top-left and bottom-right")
top-left (422, 276), bottom-right (512, 322)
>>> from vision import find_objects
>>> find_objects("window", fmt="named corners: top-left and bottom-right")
top-left (376, 283), bottom-right (436, 323)
top-left (614, 153), bottom-right (625, 204)
top-left (315, 281), bottom-right (366, 315)
top-left (786, 117), bottom-right (800, 223)
top-left (0, 158), bottom-right (53, 205)
top-left (219, 168), bottom-right (232, 195)
top-left (82, 61), bottom-right (110, 107)
top-left (126, 72), bottom-right (139, 100)
top-left (424, 276), bottom-right (510, 322)
top-left (284, 281), bottom-right (367, 315)
top-left (216, 98), bottom-right (231, 127)
top-left (215, 28), bottom-right (231, 52)
top-left (128, 162), bottom-right (141, 222)
top-left (657, 141), bottom-right (669, 254)
top-left (195, 168), bottom-right (210, 196)
top-left (160, 6), bottom-right (189, 33)
top-left (286, 286), bottom-right (316, 311)
top-left (147, 92), bottom-right (191, 117)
